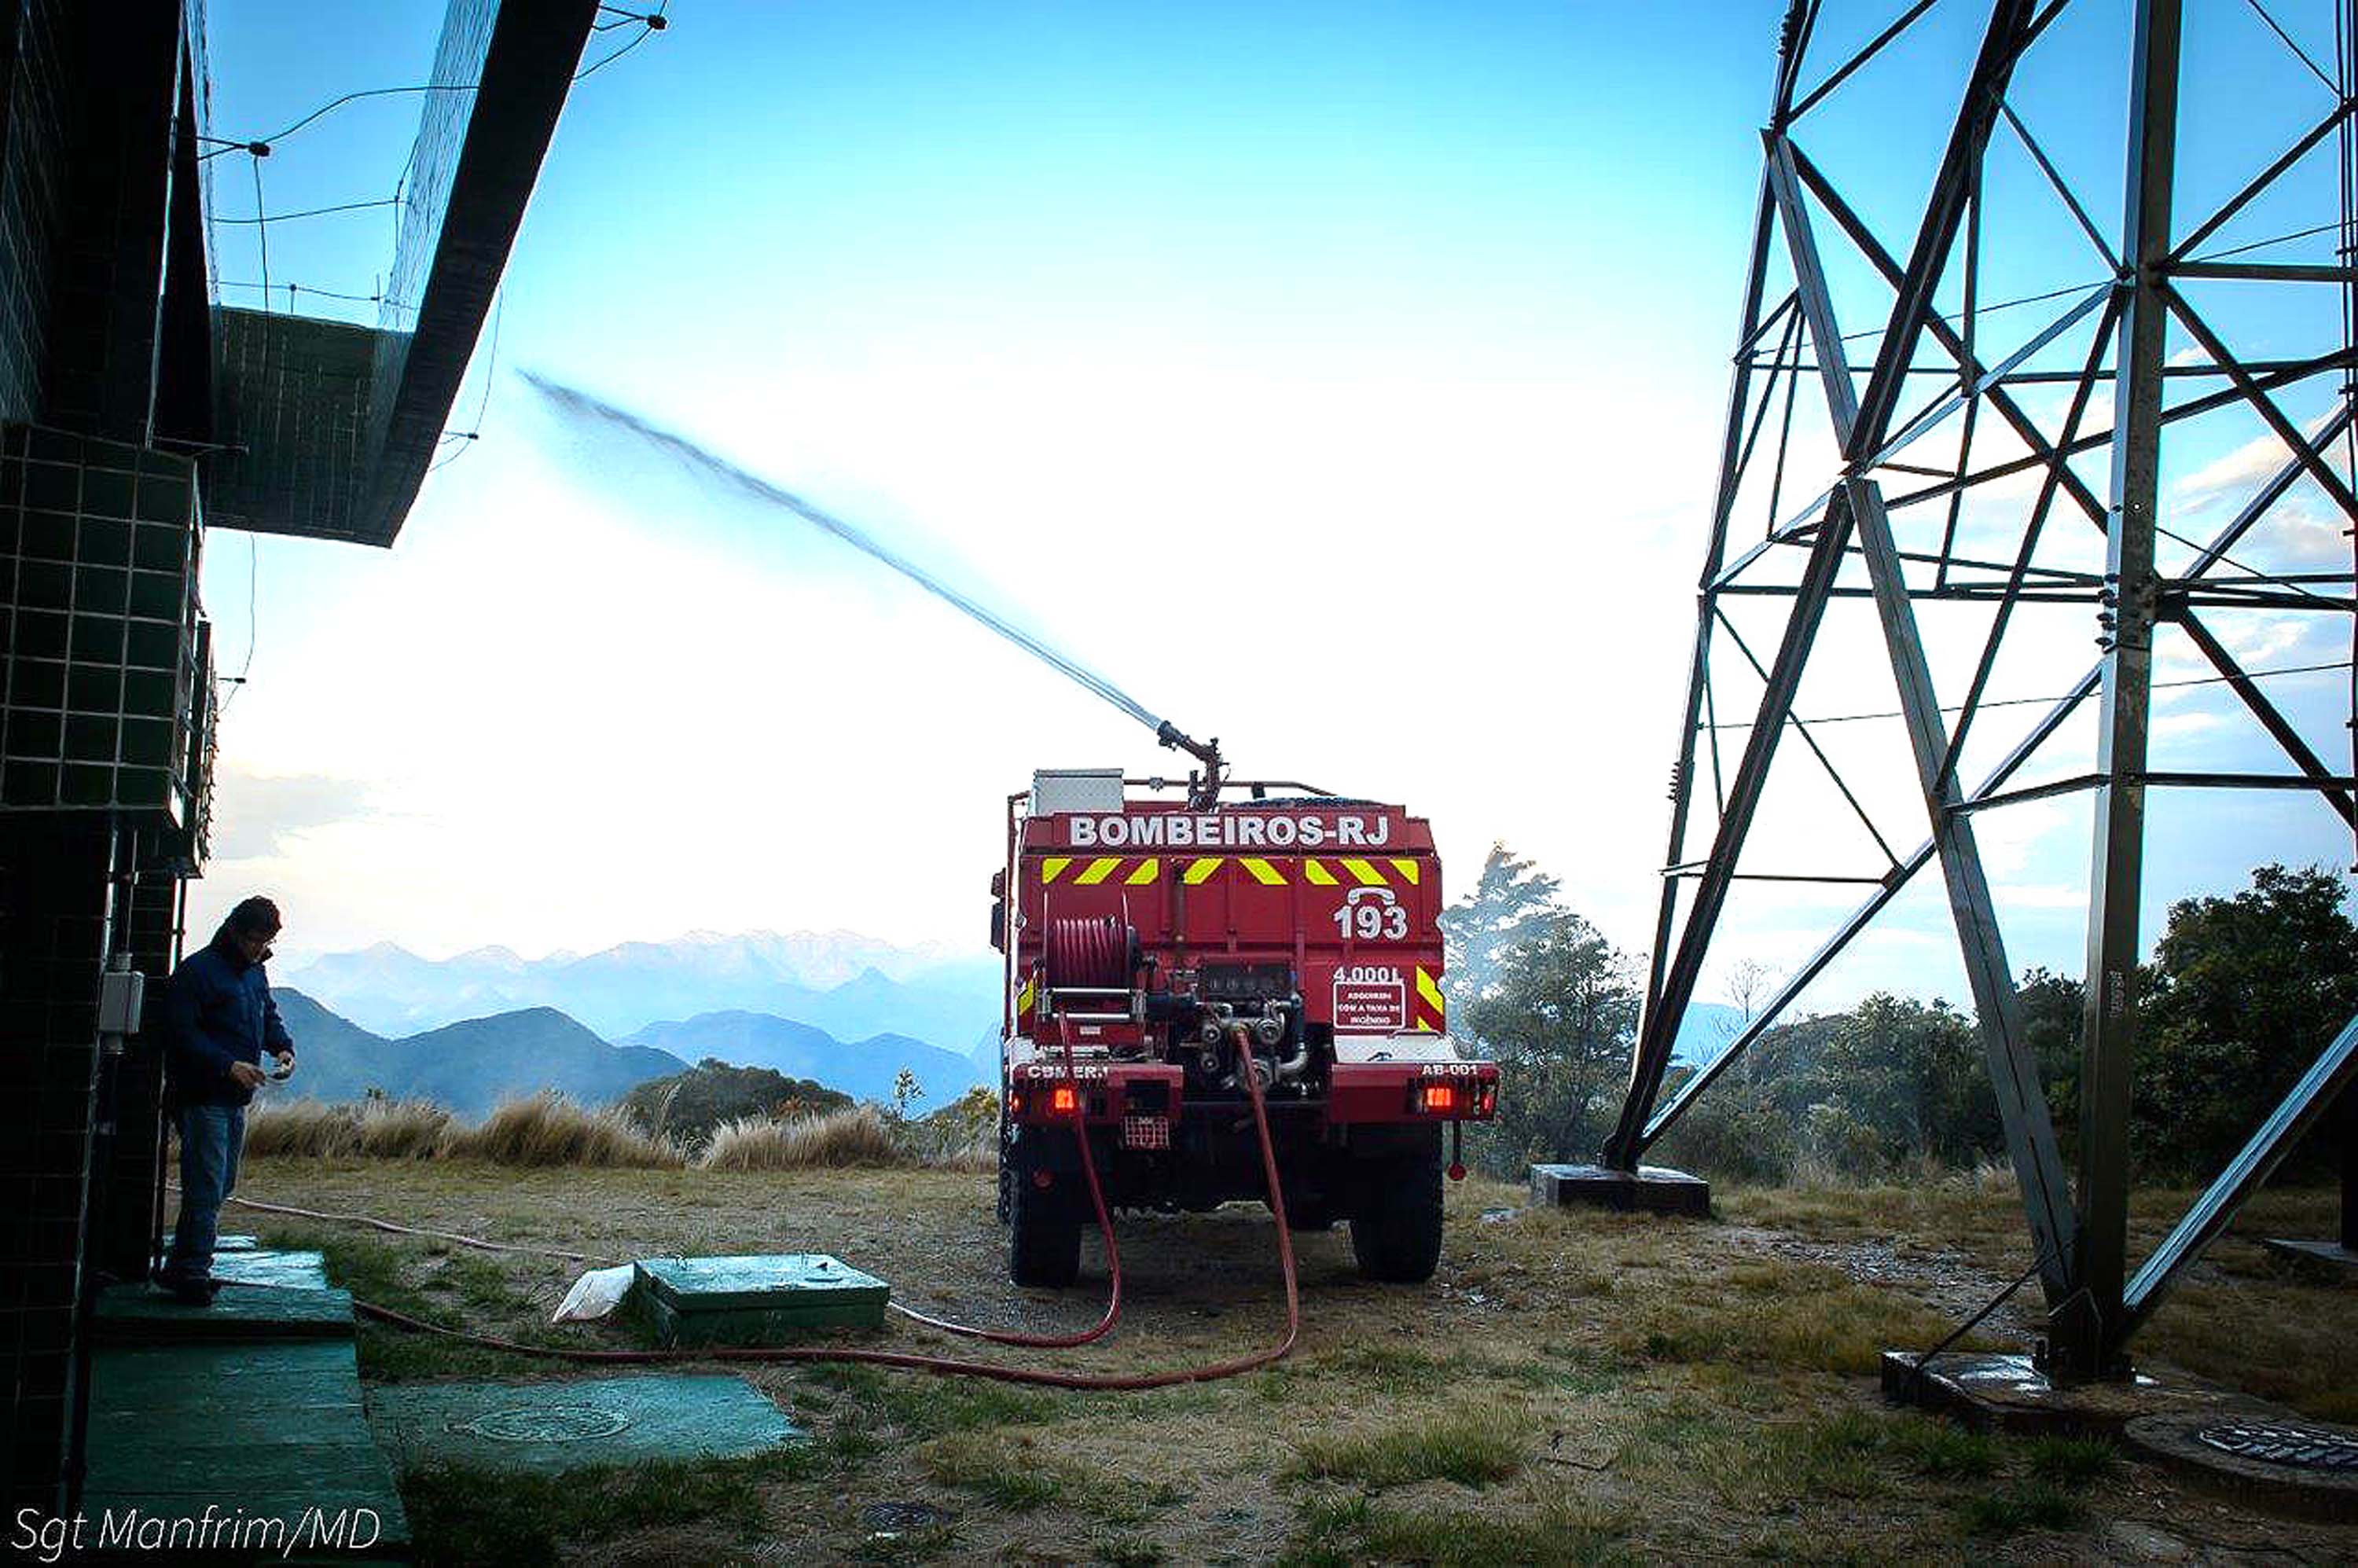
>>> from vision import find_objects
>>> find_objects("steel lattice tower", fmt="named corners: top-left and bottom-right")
top-left (1603, 0), bottom-right (2358, 1378)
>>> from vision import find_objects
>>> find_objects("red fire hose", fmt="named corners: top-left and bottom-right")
top-left (885, 1013), bottom-right (1123, 1347)
top-left (257, 1026), bottom-right (1301, 1391)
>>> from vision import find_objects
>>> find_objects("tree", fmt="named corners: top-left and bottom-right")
top-left (2015, 966), bottom-right (2084, 1157)
top-left (1814, 995), bottom-right (2002, 1170)
top-left (1438, 844), bottom-right (1564, 1019)
top-left (1440, 848), bottom-right (1641, 1174)
top-left (2136, 864), bottom-right (2358, 1181)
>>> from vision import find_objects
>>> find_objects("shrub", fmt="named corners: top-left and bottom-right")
top-left (891, 1086), bottom-right (999, 1171)
top-left (618, 1059), bottom-right (853, 1152)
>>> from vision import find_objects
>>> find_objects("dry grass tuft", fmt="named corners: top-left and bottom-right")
top-left (438, 1091), bottom-right (683, 1168)
top-left (245, 1097), bottom-right (454, 1159)
top-left (697, 1105), bottom-right (905, 1171)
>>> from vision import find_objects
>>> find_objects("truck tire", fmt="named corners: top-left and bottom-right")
top-left (1349, 1150), bottom-right (1444, 1283)
top-left (1008, 1180), bottom-right (1082, 1287)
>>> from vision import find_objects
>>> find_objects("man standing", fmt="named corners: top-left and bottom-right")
top-left (160, 895), bottom-right (295, 1304)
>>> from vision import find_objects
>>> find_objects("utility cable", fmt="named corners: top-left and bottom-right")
top-left (248, 161), bottom-right (270, 314)
top-left (200, 84), bottom-right (479, 162)
top-left (213, 196), bottom-right (402, 226)
top-left (222, 1192), bottom-right (614, 1265)
top-left (216, 281), bottom-right (384, 306)
top-left (577, 5), bottom-right (667, 83)
top-left (427, 290), bottom-right (503, 476)
top-left (1708, 656), bottom-right (2353, 733)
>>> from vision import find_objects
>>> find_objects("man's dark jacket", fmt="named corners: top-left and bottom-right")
top-left (166, 926), bottom-right (293, 1107)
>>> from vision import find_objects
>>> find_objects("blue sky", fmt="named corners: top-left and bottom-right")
top-left (191, 1), bottom-right (2354, 1023)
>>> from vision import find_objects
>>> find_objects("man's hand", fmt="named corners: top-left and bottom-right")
top-left (230, 1061), bottom-right (266, 1090)
top-left (269, 1051), bottom-right (296, 1080)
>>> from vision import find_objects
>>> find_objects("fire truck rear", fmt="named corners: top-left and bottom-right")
top-left (990, 769), bottom-right (1499, 1286)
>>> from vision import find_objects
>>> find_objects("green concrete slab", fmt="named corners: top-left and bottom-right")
top-left (211, 1249), bottom-right (329, 1290)
top-left (83, 1338), bottom-right (409, 1559)
top-left (367, 1375), bottom-right (803, 1474)
top-left (630, 1254), bottom-right (887, 1346)
top-left (96, 1283), bottom-right (354, 1342)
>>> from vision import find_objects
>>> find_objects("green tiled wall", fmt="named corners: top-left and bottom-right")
top-left (0, 424), bottom-right (203, 820)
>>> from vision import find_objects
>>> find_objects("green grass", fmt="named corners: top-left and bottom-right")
top-left (1617, 1258), bottom-right (1964, 1375)
top-left (1286, 1490), bottom-right (1634, 1568)
top-left (401, 1451), bottom-right (814, 1567)
top-left (917, 1430), bottom-right (1076, 1511)
top-left (2022, 1435), bottom-right (2118, 1488)
top-left (1887, 1416), bottom-right (1999, 1479)
top-left (807, 1362), bottom-right (1063, 1436)
top-left (1289, 1404), bottom-right (1529, 1489)
top-left (1957, 1479), bottom-right (2086, 1535)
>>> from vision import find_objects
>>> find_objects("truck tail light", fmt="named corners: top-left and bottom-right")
top-left (1409, 1078), bottom-right (1498, 1118)
top-left (1049, 1085), bottom-right (1080, 1116)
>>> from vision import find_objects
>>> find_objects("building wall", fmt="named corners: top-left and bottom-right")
top-left (0, 0), bottom-right (71, 425)
top-left (0, 0), bottom-right (205, 1518)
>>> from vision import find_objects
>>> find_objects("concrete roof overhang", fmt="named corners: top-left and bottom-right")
top-left (203, 0), bottom-right (599, 546)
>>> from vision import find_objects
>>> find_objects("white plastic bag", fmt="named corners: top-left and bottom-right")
top-left (551, 1264), bottom-right (636, 1323)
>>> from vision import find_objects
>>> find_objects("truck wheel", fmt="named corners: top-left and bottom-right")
top-left (1008, 1180), bottom-right (1082, 1287)
top-left (1349, 1151), bottom-right (1444, 1283)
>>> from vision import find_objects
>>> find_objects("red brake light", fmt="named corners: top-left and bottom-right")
top-left (1420, 1082), bottom-right (1457, 1114)
top-left (1049, 1085), bottom-right (1080, 1115)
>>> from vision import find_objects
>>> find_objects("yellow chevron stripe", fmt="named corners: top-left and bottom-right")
top-left (1240, 857), bottom-right (1285, 885)
top-left (1390, 858), bottom-right (1421, 885)
top-left (1075, 856), bottom-right (1121, 885)
top-left (1342, 857), bottom-right (1387, 886)
top-left (1125, 857), bottom-right (1160, 885)
top-left (1016, 977), bottom-right (1036, 1016)
top-left (1302, 859), bottom-right (1339, 886)
top-left (1183, 857), bottom-right (1222, 885)
top-left (1041, 856), bottom-right (1073, 883)
top-left (1416, 967), bottom-right (1445, 1021)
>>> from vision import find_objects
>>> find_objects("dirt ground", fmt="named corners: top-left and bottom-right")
top-left (227, 1158), bottom-right (2358, 1566)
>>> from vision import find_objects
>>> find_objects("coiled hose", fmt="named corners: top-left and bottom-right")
top-left (1041, 915), bottom-right (1132, 992)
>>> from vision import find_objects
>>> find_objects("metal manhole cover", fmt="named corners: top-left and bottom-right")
top-left (2195, 1420), bottom-right (2358, 1472)
top-left (456, 1405), bottom-right (632, 1443)
top-left (861, 1502), bottom-right (950, 1533)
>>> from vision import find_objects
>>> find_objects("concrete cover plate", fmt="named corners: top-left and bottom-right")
top-left (635, 1254), bottom-right (889, 1310)
top-left (368, 1375), bottom-right (803, 1474)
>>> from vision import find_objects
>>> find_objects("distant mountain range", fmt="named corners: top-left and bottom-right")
top-left (268, 990), bottom-right (690, 1118)
top-left (266, 930), bottom-right (1744, 1117)
top-left (266, 990), bottom-right (988, 1117)
top-left (282, 930), bottom-right (1003, 1057)
top-left (619, 1012), bottom-right (988, 1105)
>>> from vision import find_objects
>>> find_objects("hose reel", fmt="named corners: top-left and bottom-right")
top-left (1042, 915), bottom-right (1138, 997)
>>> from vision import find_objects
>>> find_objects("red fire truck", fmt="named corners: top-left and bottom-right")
top-left (990, 766), bottom-right (1498, 1287)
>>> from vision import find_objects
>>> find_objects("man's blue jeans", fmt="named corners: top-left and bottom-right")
top-left (167, 1103), bottom-right (245, 1280)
